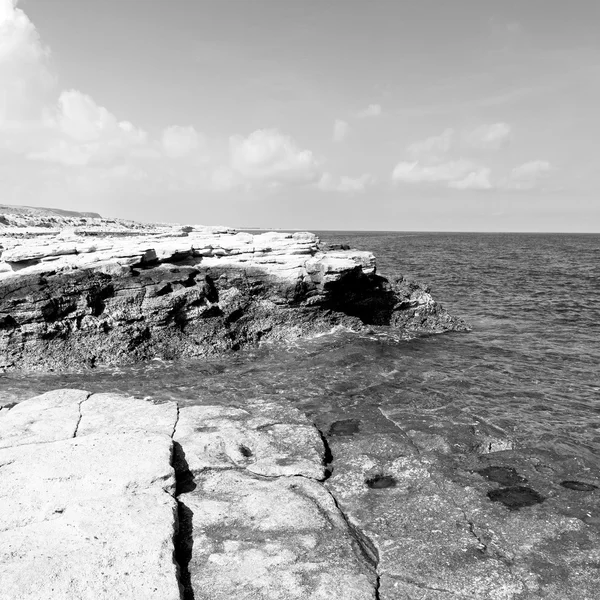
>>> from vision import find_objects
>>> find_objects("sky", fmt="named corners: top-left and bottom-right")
top-left (1, 0), bottom-right (599, 231)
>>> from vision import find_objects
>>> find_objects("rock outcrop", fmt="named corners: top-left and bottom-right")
top-left (0, 206), bottom-right (468, 372)
top-left (2, 390), bottom-right (599, 599)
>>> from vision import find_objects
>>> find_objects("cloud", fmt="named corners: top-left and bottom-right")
top-left (229, 129), bottom-right (320, 185)
top-left (503, 160), bottom-right (551, 190)
top-left (407, 128), bottom-right (454, 160)
top-left (392, 159), bottom-right (493, 190)
top-left (317, 172), bottom-right (373, 193)
top-left (356, 103), bottom-right (382, 118)
top-left (28, 90), bottom-right (148, 166)
top-left (465, 122), bottom-right (512, 150)
top-left (392, 125), bottom-right (512, 190)
top-left (0, 0), bottom-right (54, 125)
top-left (0, 0), bottom-right (218, 198)
top-left (162, 125), bottom-right (204, 158)
top-left (392, 159), bottom-right (479, 184)
top-left (332, 119), bottom-right (349, 143)
top-left (448, 167), bottom-right (492, 190)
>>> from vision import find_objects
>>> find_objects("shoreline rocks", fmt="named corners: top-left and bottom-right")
top-left (1, 390), bottom-right (599, 599)
top-left (0, 205), bottom-right (468, 372)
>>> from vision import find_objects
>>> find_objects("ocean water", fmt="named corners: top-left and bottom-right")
top-left (3, 232), bottom-right (600, 470)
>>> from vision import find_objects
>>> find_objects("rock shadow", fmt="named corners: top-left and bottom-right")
top-left (172, 441), bottom-right (195, 600)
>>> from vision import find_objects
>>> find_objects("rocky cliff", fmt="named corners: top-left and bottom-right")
top-left (0, 205), bottom-right (467, 372)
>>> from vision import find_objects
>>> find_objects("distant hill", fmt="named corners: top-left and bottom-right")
top-left (0, 204), bottom-right (102, 219)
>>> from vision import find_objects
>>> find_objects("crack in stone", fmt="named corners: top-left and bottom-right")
top-left (377, 406), bottom-right (422, 455)
top-left (171, 434), bottom-right (195, 600)
top-left (72, 393), bottom-right (92, 438)
top-left (430, 474), bottom-right (517, 570)
top-left (171, 404), bottom-right (180, 439)
top-left (322, 485), bottom-right (382, 599)
top-left (316, 427), bottom-right (334, 481)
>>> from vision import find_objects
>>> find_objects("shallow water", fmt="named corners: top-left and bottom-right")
top-left (2, 232), bottom-right (600, 468)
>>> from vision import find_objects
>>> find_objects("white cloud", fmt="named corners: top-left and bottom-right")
top-left (333, 119), bottom-right (349, 143)
top-left (465, 122), bottom-right (512, 150)
top-left (448, 167), bottom-right (492, 190)
top-left (0, 1), bottom-right (217, 196)
top-left (392, 159), bottom-right (478, 184)
top-left (0, 0), bottom-right (54, 125)
top-left (317, 172), bottom-right (373, 193)
top-left (52, 90), bottom-right (128, 142)
top-left (407, 128), bottom-right (454, 160)
top-left (229, 129), bottom-right (320, 185)
top-left (503, 159), bottom-right (551, 190)
top-left (356, 103), bottom-right (382, 118)
top-left (28, 90), bottom-right (148, 166)
top-left (162, 125), bottom-right (203, 158)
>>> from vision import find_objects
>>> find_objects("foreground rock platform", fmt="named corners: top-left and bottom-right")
top-left (0, 204), bottom-right (468, 372)
top-left (1, 390), bottom-right (599, 599)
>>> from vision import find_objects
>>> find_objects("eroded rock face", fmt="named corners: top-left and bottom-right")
top-left (0, 208), bottom-right (468, 372)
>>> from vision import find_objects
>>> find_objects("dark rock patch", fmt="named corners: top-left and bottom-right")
top-left (560, 480), bottom-right (598, 492)
top-left (477, 466), bottom-right (527, 486)
top-left (487, 486), bottom-right (545, 510)
top-left (365, 474), bottom-right (397, 489)
top-left (238, 444), bottom-right (253, 458)
top-left (0, 314), bottom-right (18, 330)
top-left (328, 419), bottom-right (361, 437)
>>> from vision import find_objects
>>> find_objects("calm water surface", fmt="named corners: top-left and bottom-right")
top-left (3, 233), bottom-right (600, 467)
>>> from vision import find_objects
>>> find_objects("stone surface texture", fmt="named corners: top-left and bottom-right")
top-left (0, 391), bottom-right (180, 600)
top-left (0, 204), bottom-right (467, 372)
top-left (1, 389), bottom-right (599, 598)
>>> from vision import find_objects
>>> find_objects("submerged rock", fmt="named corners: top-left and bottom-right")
top-left (0, 206), bottom-right (468, 372)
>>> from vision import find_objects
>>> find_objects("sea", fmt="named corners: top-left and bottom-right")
top-left (2, 232), bottom-right (600, 471)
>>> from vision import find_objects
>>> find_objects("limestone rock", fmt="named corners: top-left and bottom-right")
top-left (0, 205), bottom-right (468, 372)
top-left (0, 390), bottom-right (181, 600)
top-left (178, 470), bottom-right (378, 600)
top-left (77, 393), bottom-right (178, 437)
top-left (174, 402), bottom-right (326, 479)
top-left (0, 493), bottom-right (180, 600)
top-left (325, 426), bottom-right (600, 599)
top-left (0, 388), bottom-right (89, 448)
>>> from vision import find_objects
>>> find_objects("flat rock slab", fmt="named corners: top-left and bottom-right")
top-left (179, 469), bottom-right (377, 599)
top-left (174, 402), bottom-right (326, 479)
top-left (0, 389), bottom-right (90, 448)
top-left (0, 492), bottom-right (180, 600)
top-left (77, 392), bottom-right (178, 437)
top-left (0, 432), bottom-right (176, 530)
top-left (0, 390), bottom-right (181, 600)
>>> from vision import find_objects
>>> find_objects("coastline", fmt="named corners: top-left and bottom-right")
top-left (1, 205), bottom-right (599, 598)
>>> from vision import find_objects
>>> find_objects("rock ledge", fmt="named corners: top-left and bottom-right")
top-left (0, 207), bottom-right (468, 372)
